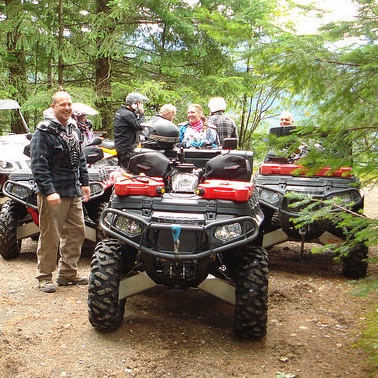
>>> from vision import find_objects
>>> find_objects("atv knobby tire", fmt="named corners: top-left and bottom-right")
top-left (0, 200), bottom-right (28, 260)
top-left (233, 245), bottom-right (269, 340)
top-left (88, 238), bottom-right (126, 330)
top-left (342, 243), bottom-right (368, 279)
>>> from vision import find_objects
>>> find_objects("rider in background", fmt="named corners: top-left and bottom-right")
top-left (113, 92), bottom-right (149, 169)
top-left (279, 111), bottom-right (294, 127)
top-left (72, 111), bottom-right (94, 146)
top-left (143, 104), bottom-right (177, 140)
top-left (158, 103), bottom-right (177, 122)
top-left (207, 97), bottom-right (238, 144)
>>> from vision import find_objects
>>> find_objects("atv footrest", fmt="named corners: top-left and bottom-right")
top-left (118, 272), bottom-right (236, 305)
top-left (16, 220), bottom-right (39, 240)
top-left (262, 228), bottom-right (288, 248)
top-left (198, 274), bottom-right (235, 305)
top-left (119, 272), bottom-right (156, 300)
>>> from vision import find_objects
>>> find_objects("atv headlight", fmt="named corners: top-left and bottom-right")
top-left (214, 223), bottom-right (242, 242)
top-left (259, 188), bottom-right (282, 207)
top-left (327, 190), bottom-right (360, 205)
top-left (115, 217), bottom-right (142, 237)
top-left (0, 160), bottom-right (11, 169)
top-left (7, 183), bottom-right (31, 199)
top-left (171, 172), bottom-right (199, 193)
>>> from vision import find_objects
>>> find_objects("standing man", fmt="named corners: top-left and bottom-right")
top-left (30, 91), bottom-right (91, 293)
top-left (114, 92), bottom-right (149, 168)
top-left (207, 97), bottom-right (238, 145)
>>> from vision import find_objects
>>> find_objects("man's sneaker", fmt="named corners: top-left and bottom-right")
top-left (56, 275), bottom-right (89, 286)
top-left (38, 279), bottom-right (57, 293)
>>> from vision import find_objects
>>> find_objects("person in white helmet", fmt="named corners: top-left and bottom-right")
top-left (207, 97), bottom-right (238, 144)
top-left (113, 92), bottom-right (149, 168)
top-left (72, 111), bottom-right (94, 146)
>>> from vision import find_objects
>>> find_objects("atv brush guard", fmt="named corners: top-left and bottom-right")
top-left (100, 207), bottom-right (261, 260)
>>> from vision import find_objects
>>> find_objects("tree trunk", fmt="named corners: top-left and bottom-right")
top-left (6, 0), bottom-right (27, 133)
top-left (58, 0), bottom-right (64, 87)
top-left (95, 56), bottom-right (113, 136)
top-left (95, 0), bottom-right (113, 136)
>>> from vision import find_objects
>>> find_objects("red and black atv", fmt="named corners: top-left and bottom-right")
top-left (87, 128), bottom-right (269, 340)
top-left (0, 138), bottom-right (115, 260)
top-left (256, 126), bottom-right (367, 279)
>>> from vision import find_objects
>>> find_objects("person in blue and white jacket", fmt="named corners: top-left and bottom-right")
top-left (179, 104), bottom-right (219, 149)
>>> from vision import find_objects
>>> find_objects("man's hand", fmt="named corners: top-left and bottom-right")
top-left (137, 102), bottom-right (144, 114)
top-left (46, 192), bottom-right (61, 206)
top-left (81, 186), bottom-right (91, 202)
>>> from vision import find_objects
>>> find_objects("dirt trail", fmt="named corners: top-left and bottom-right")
top-left (0, 187), bottom-right (377, 378)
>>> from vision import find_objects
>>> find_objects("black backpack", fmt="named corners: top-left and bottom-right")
top-left (204, 154), bottom-right (252, 182)
top-left (127, 152), bottom-right (171, 177)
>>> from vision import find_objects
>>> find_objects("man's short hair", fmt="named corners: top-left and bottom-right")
top-left (52, 90), bottom-right (71, 105)
top-left (159, 103), bottom-right (176, 117)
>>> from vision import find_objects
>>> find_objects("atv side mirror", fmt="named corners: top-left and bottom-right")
top-left (23, 144), bottom-right (31, 157)
top-left (88, 137), bottom-right (103, 146)
top-left (222, 138), bottom-right (237, 150)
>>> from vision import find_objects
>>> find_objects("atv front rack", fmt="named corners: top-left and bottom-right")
top-left (2, 180), bottom-right (37, 209)
top-left (3, 178), bottom-right (111, 206)
top-left (256, 183), bottom-right (364, 217)
top-left (100, 207), bottom-right (262, 260)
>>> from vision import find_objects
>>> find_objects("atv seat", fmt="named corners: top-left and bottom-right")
top-left (264, 126), bottom-right (297, 163)
top-left (163, 148), bottom-right (253, 170)
top-left (268, 125), bottom-right (296, 136)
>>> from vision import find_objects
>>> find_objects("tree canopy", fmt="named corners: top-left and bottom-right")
top-left (1, 0), bottom-right (377, 186)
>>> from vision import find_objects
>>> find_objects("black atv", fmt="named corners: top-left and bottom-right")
top-left (88, 140), bottom-right (269, 340)
top-left (256, 126), bottom-right (368, 279)
top-left (0, 139), bottom-right (115, 260)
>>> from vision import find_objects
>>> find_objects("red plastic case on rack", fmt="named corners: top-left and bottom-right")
top-left (114, 177), bottom-right (164, 197)
top-left (197, 180), bottom-right (254, 202)
top-left (259, 163), bottom-right (352, 177)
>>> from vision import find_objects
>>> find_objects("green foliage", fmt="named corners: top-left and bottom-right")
top-left (286, 191), bottom-right (377, 260)
top-left (0, 0), bottom-right (376, 178)
top-left (0, 0), bottom-right (288, 136)
top-left (357, 309), bottom-right (378, 374)
top-left (352, 276), bottom-right (378, 375)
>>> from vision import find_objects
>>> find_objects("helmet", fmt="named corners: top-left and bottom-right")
top-left (208, 97), bottom-right (226, 113)
top-left (72, 110), bottom-right (86, 119)
top-left (143, 117), bottom-right (180, 150)
top-left (72, 110), bottom-right (88, 132)
top-left (125, 92), bottom-right (149, 105)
